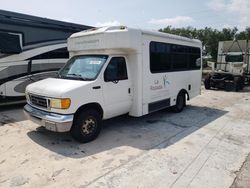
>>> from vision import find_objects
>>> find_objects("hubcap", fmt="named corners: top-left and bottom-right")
top-left (81, 117), bottom-right (96, 135)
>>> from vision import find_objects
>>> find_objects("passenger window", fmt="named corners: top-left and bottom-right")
top-left (104, 57), bottom-right (128, 82)
top-left (150, 41), bottom-right (201, 73)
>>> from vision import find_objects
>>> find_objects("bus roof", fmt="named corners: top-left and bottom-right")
top-left (70, 26), bottom-right (201, 45)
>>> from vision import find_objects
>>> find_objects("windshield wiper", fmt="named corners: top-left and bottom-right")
top-left (66, 73), bottom-right (85, 80)
top-left (65, 74), bottom-right (91, 81)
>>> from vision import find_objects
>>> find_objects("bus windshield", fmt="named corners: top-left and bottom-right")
top-left (58, 55), bottom-right (108, 81)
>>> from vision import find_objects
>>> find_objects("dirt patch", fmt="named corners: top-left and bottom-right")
top-left (231, 153), bottom-right (250, 188)
top-left (0, 115), bottom-right (15, 126)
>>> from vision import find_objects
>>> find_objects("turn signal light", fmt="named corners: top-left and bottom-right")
top-left (50, 98), bottom-right (71, 109)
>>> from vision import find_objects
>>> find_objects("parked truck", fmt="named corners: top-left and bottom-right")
top-left (204, 40), bottom-right (250, 91)
top-left (24, 26), bottom-right (202, 143)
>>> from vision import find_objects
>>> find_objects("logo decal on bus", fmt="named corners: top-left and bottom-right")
top-left (163, 75), bottom-right (170, 88)
top-left (150, 79), bottom-right (162, 90)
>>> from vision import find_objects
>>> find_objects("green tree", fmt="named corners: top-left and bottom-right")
top-left (236, 27), bottom-right (250, 40)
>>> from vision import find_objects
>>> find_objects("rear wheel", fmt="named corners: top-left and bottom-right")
top-left (172, 92), bottom-right (186, 113)
top-left (239, 77), bottom-right (245, 90)
top-left (71, 109), bottom-right (102, 143)
top-left (233, 77), bottom-right (241, 92)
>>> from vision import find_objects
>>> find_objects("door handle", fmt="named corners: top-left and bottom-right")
top-left (92, 86), bottom-right (101, 89)
top-left (128, 88), bottom-right (131, 94)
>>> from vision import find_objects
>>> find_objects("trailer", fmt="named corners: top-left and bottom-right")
top-left (0, 10), bottom-right (92, 105)
top-left (204, 40), bottom-right (250, 91)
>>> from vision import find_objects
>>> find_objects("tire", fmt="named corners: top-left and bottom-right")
top-left (204, 76), bottom-right (211, 89)
top-left (172, 92), bottom-right (186, 113)
top-left (70, 109), bottom-right (102, 143)
top-left (239, 77), bottom-right (244, 90)
top-left (233, 77), bottom-right (241, 92)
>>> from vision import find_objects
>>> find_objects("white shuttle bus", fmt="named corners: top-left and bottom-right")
top-left (24, 26), bottom-right (202, 143)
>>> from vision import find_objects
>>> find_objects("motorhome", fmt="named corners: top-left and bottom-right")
top-left (24, 26), bottom-right (202, 143)
top-left (0, 10), bottom-right (91, 105)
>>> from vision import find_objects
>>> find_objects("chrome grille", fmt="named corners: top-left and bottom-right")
top-left (29, 94), bottom-right (48, 108)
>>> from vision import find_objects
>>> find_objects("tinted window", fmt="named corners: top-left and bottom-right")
top-left (30, 47), bottom-right (69, 60)
top-left (150, 42), bottom-right (171, 72)
top-left (104, 57), bottom-right (128, 81)
top-left (0, 32), bottom-right (22, 54)
top-left (189, 55), bottom-right (201, 69)
top-left (31, 63), bottom-right (64, 73)
top-left (172, 53), bottom-right (188, 69)
top-left (150, 41), bottom-right (201, 73)
top-left (0, 64), bottom-right (28, 84)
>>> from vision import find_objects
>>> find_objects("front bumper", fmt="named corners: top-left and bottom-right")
top-left (24, 104), bottom-right (74, 132)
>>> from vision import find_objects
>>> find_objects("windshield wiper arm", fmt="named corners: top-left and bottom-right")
top-left (66, 74), bottom-right (91, 81)
top-left (67, 73), bottom-right (81, 76)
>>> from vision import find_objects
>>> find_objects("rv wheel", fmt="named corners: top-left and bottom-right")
top-left (71, 109), bottom-right (102, 143)
top-left (172, 92), bottom-right (185, 113)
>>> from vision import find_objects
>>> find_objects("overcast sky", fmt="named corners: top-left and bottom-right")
top-left (0, 0), bottom-right (249, 30)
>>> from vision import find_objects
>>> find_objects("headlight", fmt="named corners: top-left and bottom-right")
top-left (50, 98), bottom-right (71, 109)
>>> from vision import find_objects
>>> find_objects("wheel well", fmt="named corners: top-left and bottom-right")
top-left (179, 89), bottom-right (190, 101)
top-left (75, 103), bottom-right (104, 119)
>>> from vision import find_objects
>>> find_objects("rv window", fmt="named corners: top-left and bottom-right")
top-left (31, 62), bottom-right (64, 73)
top-left (0, 64), bottom-right (28, 81)
top-left (30, 47), bottom-right (69, 60)
top-left (0, 32), bottom-right (22, 54)
top-left (104, 57), bottom-right (128, 82)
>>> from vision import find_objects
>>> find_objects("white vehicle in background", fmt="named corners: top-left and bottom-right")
top-left (204, 40), bottom-right (250, 91)
top-left (0, 43), bottom-right (68, 104)
top-left (0, 9), bottom-right (91, 105)
top-left (24, 26), bottom-right (202, 143)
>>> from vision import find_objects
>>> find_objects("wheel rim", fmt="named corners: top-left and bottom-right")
top-left (81, 116), bottom-right (97, 135)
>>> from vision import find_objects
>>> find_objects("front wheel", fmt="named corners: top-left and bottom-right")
top-left (71, 109), bottom-right (102, 143)
top-left (172, 92), bottom-right (186, 113)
